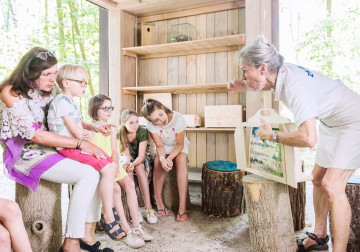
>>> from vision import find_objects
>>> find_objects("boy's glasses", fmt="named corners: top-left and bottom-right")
top-left (35, 51), bottom-right (56, 61)
top-left (67, 79), bottom-right (88, 87)
top-left (99, 106), bottom-right (114, 112)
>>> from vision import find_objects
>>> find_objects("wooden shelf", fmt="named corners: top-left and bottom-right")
top-left (122, 82), bottom-right (230, 95)
top-left (185, 127), bottom-right (235, 133)
top-left (122, 34), bottom-right (246, 60)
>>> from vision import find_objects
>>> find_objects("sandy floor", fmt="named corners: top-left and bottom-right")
top-left (0, 167), bottom-right (337, 252)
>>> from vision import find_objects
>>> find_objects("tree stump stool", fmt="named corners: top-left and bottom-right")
top-left (121, 174), bottom-right (156, 222)
top-left (243, 174), bottom-right (296, 252)
top-left (201, 161), bottom-right (245, 217)
top-left (16, 179), bottom-right (62, 252)
top-left (288, 160), bottom-right (306, 231)
top-left (329, 176), bottom-right (360, 251)
top-left (161, 165), bottom-right (191, 212)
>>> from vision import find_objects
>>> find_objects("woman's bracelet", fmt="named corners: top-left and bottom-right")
top-left (159, 156), bottom-right (165, 162)
top-left (92, 123), bottom-right (100, 132)
top-left (76, 139), bottom-right (84, 149)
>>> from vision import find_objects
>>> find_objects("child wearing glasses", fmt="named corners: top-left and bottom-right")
top-left (88, 94), bottom-right (153, 248)
top-left (47, 64), bottom-right (127, 244)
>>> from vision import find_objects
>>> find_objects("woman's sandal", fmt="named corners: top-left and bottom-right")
top-left (176, 212), bottom-right (187, 223)
top-left (158, 206), bottom-right (170, 216)
top-left (297, 232), bottom-right (329, 252)
top-left (79, 239), bottom-right (114, 252)
top-left (100, 217), bottom-right (127, 241)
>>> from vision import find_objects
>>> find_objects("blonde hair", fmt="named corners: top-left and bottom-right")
top-left (56, 63), bottom-right (88, 89)
top-left (141, 98), bottom-right (172, 122)
top-left (118, 109), bottom-right (138, 153)
top-left (235, 35), bottom-right (284, 73)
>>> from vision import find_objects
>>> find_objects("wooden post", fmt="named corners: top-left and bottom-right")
top-left (201, 163), bottom-right (245, 217)
top-left (243, 174), bottom-right (296, 252)
top-left (15, 179), bottom-right (62, 252)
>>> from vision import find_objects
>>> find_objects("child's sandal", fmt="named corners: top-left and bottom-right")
top-left (158, 207), bottom-right (170, 216)
top-left (100, 218), bottom-right (127, 241)
top-left (176, 212), bottom-right (187, 223)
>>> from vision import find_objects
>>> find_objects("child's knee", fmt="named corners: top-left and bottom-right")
top-left (113, 183), bottom-right (122, 195)
top-left (100, 164), bottom-right (116, 177)
top-left (0, 225), bottom-right (11, 245)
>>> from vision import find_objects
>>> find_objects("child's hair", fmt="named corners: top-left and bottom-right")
top-left (56, 63), bottom-right (88, 89)
top-left (88, 94), bottom-right (112, 121)
top-left (141, 98), bottom-right (172, 122)
top-left (118, 109), bottom-right (139, 153)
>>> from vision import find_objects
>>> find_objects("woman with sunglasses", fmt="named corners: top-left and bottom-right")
top-left (0, 47), bottom-right (115, 252)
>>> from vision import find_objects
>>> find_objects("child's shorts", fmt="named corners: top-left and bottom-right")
top-left (59, 148), bottom-right (113, 171)
top-left (114, 165), bottom-right (128, 182)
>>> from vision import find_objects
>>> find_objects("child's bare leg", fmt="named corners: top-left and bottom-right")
top-left (153, 155), bottom-right (169, 214)
top-left (174, 153), bottom-right (188, 221)
top-left (113, 181), bottom-right (131, 233)
top-left (133, 165), bottom-right (152, 209)
top-left (118, 176), bottom-right (140, 228)
top-left (0, 222), bottom-right (11, 252)
top-left (99, 163), bottom-right (125, 238)
top-left (0, 199), bottom-right (32, 252)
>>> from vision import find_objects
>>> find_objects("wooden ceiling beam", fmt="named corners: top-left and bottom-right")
top-left (137, 1), bottom-right (245, 23)
top-left (86, 0), bottom-right (117, 10)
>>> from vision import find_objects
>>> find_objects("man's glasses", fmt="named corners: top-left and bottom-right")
top-left (35, 51), bottom-right (56, 61)
top-left (67, 79), bottom-right (88, 87)
top-left (99, 106), bottom-right (114, 112)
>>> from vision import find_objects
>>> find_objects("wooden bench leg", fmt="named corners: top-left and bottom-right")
top-left (15, 179), bottom-right (62, 252)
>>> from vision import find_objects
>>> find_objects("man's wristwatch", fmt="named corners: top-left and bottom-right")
top-left (273, 131), bottom-right (278, 143)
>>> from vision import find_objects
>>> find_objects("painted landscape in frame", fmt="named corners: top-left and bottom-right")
top-left (249, 127), bottom-right (284, 178)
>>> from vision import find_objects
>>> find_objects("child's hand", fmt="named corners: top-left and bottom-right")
top-left (161, 158), bottom-right (172, 172)
top-left (82, 130), bottom-right (94, 142)
top-left (128, 163), bottom-right (135, 173)
top-left (166, 157), bottom-right (173, 168)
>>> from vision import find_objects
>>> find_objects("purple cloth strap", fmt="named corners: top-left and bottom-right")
top-left (1, 123), bottom-right (65, 192)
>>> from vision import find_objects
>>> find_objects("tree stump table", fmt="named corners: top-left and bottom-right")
top-left (16, 179), bottom-right (62, 252)
top-left (243, 174), bottom-right (296, 252)
top-left (201, 160), bottom-right (245, 217)
top-left (330, 176), bottom-right (360, 251)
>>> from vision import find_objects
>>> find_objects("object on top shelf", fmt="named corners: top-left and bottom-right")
top-left (171, 23), bottom-right (196, 43)
top-left (182, 115), bottom-right (200, 128)
top-left (205, 105), bottom-right (245, 128)
top-left (143, 93), bottom-right (172, 110)
top-left (141, 23), bottom-right (155, 46)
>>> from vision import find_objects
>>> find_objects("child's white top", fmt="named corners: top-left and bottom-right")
top-left (146, 111), bottom-right (190, 155)
top-left (47, 94), bottom-right (83, 150)
top-left (273, 63), bottom-right (345, 126)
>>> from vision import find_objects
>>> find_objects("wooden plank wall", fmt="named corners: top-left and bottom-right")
top-left (137, 8), bottom-right (246, 169)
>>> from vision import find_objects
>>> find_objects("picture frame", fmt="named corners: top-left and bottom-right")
top-left (234, 109), bottom-right (313, 188)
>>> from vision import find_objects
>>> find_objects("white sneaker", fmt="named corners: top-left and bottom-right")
top-left (138, 210), bottom-right (143, 223)
top-left (133, 224), bottom-right (154, 241)
top-left (122, 229), bottom-right (145, 248)
top-left (145, 208), bottom-right (158, 224)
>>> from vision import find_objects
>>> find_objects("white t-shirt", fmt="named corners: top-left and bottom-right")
top-left (146, 111), bottom-right (190, 155)
top-left (273, 63), bottom-right (345, 126)
top-left (47, 94), bottom-right (83, 150)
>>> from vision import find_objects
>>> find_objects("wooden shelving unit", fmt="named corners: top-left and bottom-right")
top-left (122, 82), bottom-right (230, 95)
top-left (122, 34), bottom-right (246, 60)
top-left (185, 127), bottom-right (235, 133)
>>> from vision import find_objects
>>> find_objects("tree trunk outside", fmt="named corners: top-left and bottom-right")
top-left (56, 0), bottom-right (66, 61)
top-left (243, 174), bottom-right (295, 252)
top-left (15, 179), bottom-right (62, 252)
top-left (201, 163), bottom-right (244, 217)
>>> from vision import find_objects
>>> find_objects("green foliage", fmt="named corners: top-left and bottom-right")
top-left (0, 0), bottom-right (99, 120)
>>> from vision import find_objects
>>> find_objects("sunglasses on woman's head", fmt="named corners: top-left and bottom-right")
top-left (35, 51), bottom-right (56, 61)
top-left (99, 106), bottom-right (114, 112)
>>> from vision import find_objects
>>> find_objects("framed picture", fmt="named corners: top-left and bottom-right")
top-left (234, 109), bottom-right (312, 188)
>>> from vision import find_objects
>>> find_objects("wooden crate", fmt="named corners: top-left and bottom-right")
top-left (205, 105), bottom-right (244, 128)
